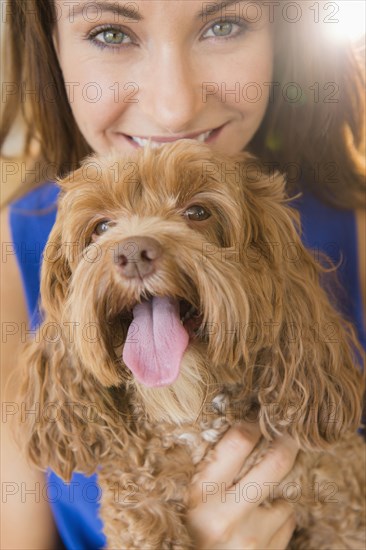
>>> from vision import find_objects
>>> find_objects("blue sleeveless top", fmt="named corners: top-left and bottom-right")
top-left (9, 182), bottom-right (366, 550)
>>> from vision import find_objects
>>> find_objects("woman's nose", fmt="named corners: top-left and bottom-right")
top-left (140, 47), bottom-right (204, 134)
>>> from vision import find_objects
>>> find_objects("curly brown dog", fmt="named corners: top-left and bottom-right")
top-left (17, 140), bottom-right (365, 549)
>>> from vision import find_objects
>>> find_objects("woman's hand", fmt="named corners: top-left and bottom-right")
top-left (186, 422), bottom-right (299, 549)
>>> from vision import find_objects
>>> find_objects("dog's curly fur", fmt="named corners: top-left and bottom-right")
top-left (16, 141), bottom-right (365, 549)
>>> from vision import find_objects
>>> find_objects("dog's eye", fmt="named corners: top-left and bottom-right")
top-left (184, 205), bottom-right (211, 221)
top-left (93, 220), bottom-right (112, 236)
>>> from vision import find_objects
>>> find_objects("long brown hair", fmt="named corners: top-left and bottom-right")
top-left (1, 0), bottom-right (365, 208)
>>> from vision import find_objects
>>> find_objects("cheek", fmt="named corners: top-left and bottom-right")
top-left (55, 36), bottom-right (133, 144)
top-left (208, 34), bottom-right (273, 111)
top-left (59, 60), bottom-right (138, 153)
top-left (63, 64), bottom-right (126, 125)
top-left (71, 87), bottom-right (117, 131)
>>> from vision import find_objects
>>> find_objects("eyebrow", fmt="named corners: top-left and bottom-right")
top-left (72, 1), bottom-right (247, 22)
top-left (197, 1), bottom-right (246, 20)
top-left (72, 1), bottom-right (143, 21)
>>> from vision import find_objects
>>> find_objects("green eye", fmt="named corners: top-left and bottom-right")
top-left (88, 26), bottom-right (133, 48)
top-left (103, 30), bottom-right (127, 45)
top-left (203, 18), bottom-right (247, 41)
top-left (211, 22), bottom-right (234, 37)
top-left (184, 205), bottom-right (211, 221)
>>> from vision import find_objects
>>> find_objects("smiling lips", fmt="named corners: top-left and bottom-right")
top-left (124, 124), bottom-right (225, 148)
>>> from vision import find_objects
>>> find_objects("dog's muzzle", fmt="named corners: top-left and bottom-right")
top-left (111, 236), bottom-right (203, 388)
top-left (114, 236), bottom-right (162, 279)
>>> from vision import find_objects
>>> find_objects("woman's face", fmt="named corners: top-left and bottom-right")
top-left (54, 0), bottom-right (273, 156)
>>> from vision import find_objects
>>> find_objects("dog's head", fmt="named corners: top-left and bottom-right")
top-left (45, 140), bottom-right (250, 387)
top-left (18, 141), bottom-right (364, 479)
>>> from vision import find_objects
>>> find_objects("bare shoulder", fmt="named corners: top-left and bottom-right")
top-left (355, 209), bottom-right (366, 323)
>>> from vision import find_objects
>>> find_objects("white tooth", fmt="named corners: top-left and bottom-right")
top-left (131, 136), bottom-right (148, 147)
top-left (197, 130), bottom-right (212, 142)
top-left (131, 136), bottom-right (165, 148)
top-left (131, 130), bottom-right (212, 147)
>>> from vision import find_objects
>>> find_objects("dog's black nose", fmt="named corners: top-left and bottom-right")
top-left (115, 236), bottom-right (162, 279)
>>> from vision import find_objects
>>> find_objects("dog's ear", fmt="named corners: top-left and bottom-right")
top-left (40, 159), bottom-right (96, 321)
top-left (16, 163), bottom-right (129, 479)
top-left (256, 258), bottom-right (364, 450)
top-left (40, 213), bottom-right (72, 320)
top-left (40, 164), bottom-right (91, 318)
top-left (15, 328), bottom-right (127, 481)
top-left (241, 171), bottom-right (365, 450)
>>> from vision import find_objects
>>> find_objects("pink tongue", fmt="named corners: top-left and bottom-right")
top-left (123, 297), bottom-right (189, 387)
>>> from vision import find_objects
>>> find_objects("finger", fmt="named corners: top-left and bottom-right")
top-left (267, 504), bottom-right (297, 550)
top-left (205, 433), bottom-right (299, 528)
top-left (236, 433), bottom-right (300, 504)
top-left (214, 500), bottom-right (296, 550)
top-left (191, 423), bottom-right (261, 493)
top-left (262, 500), bottom-right (296, 542)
